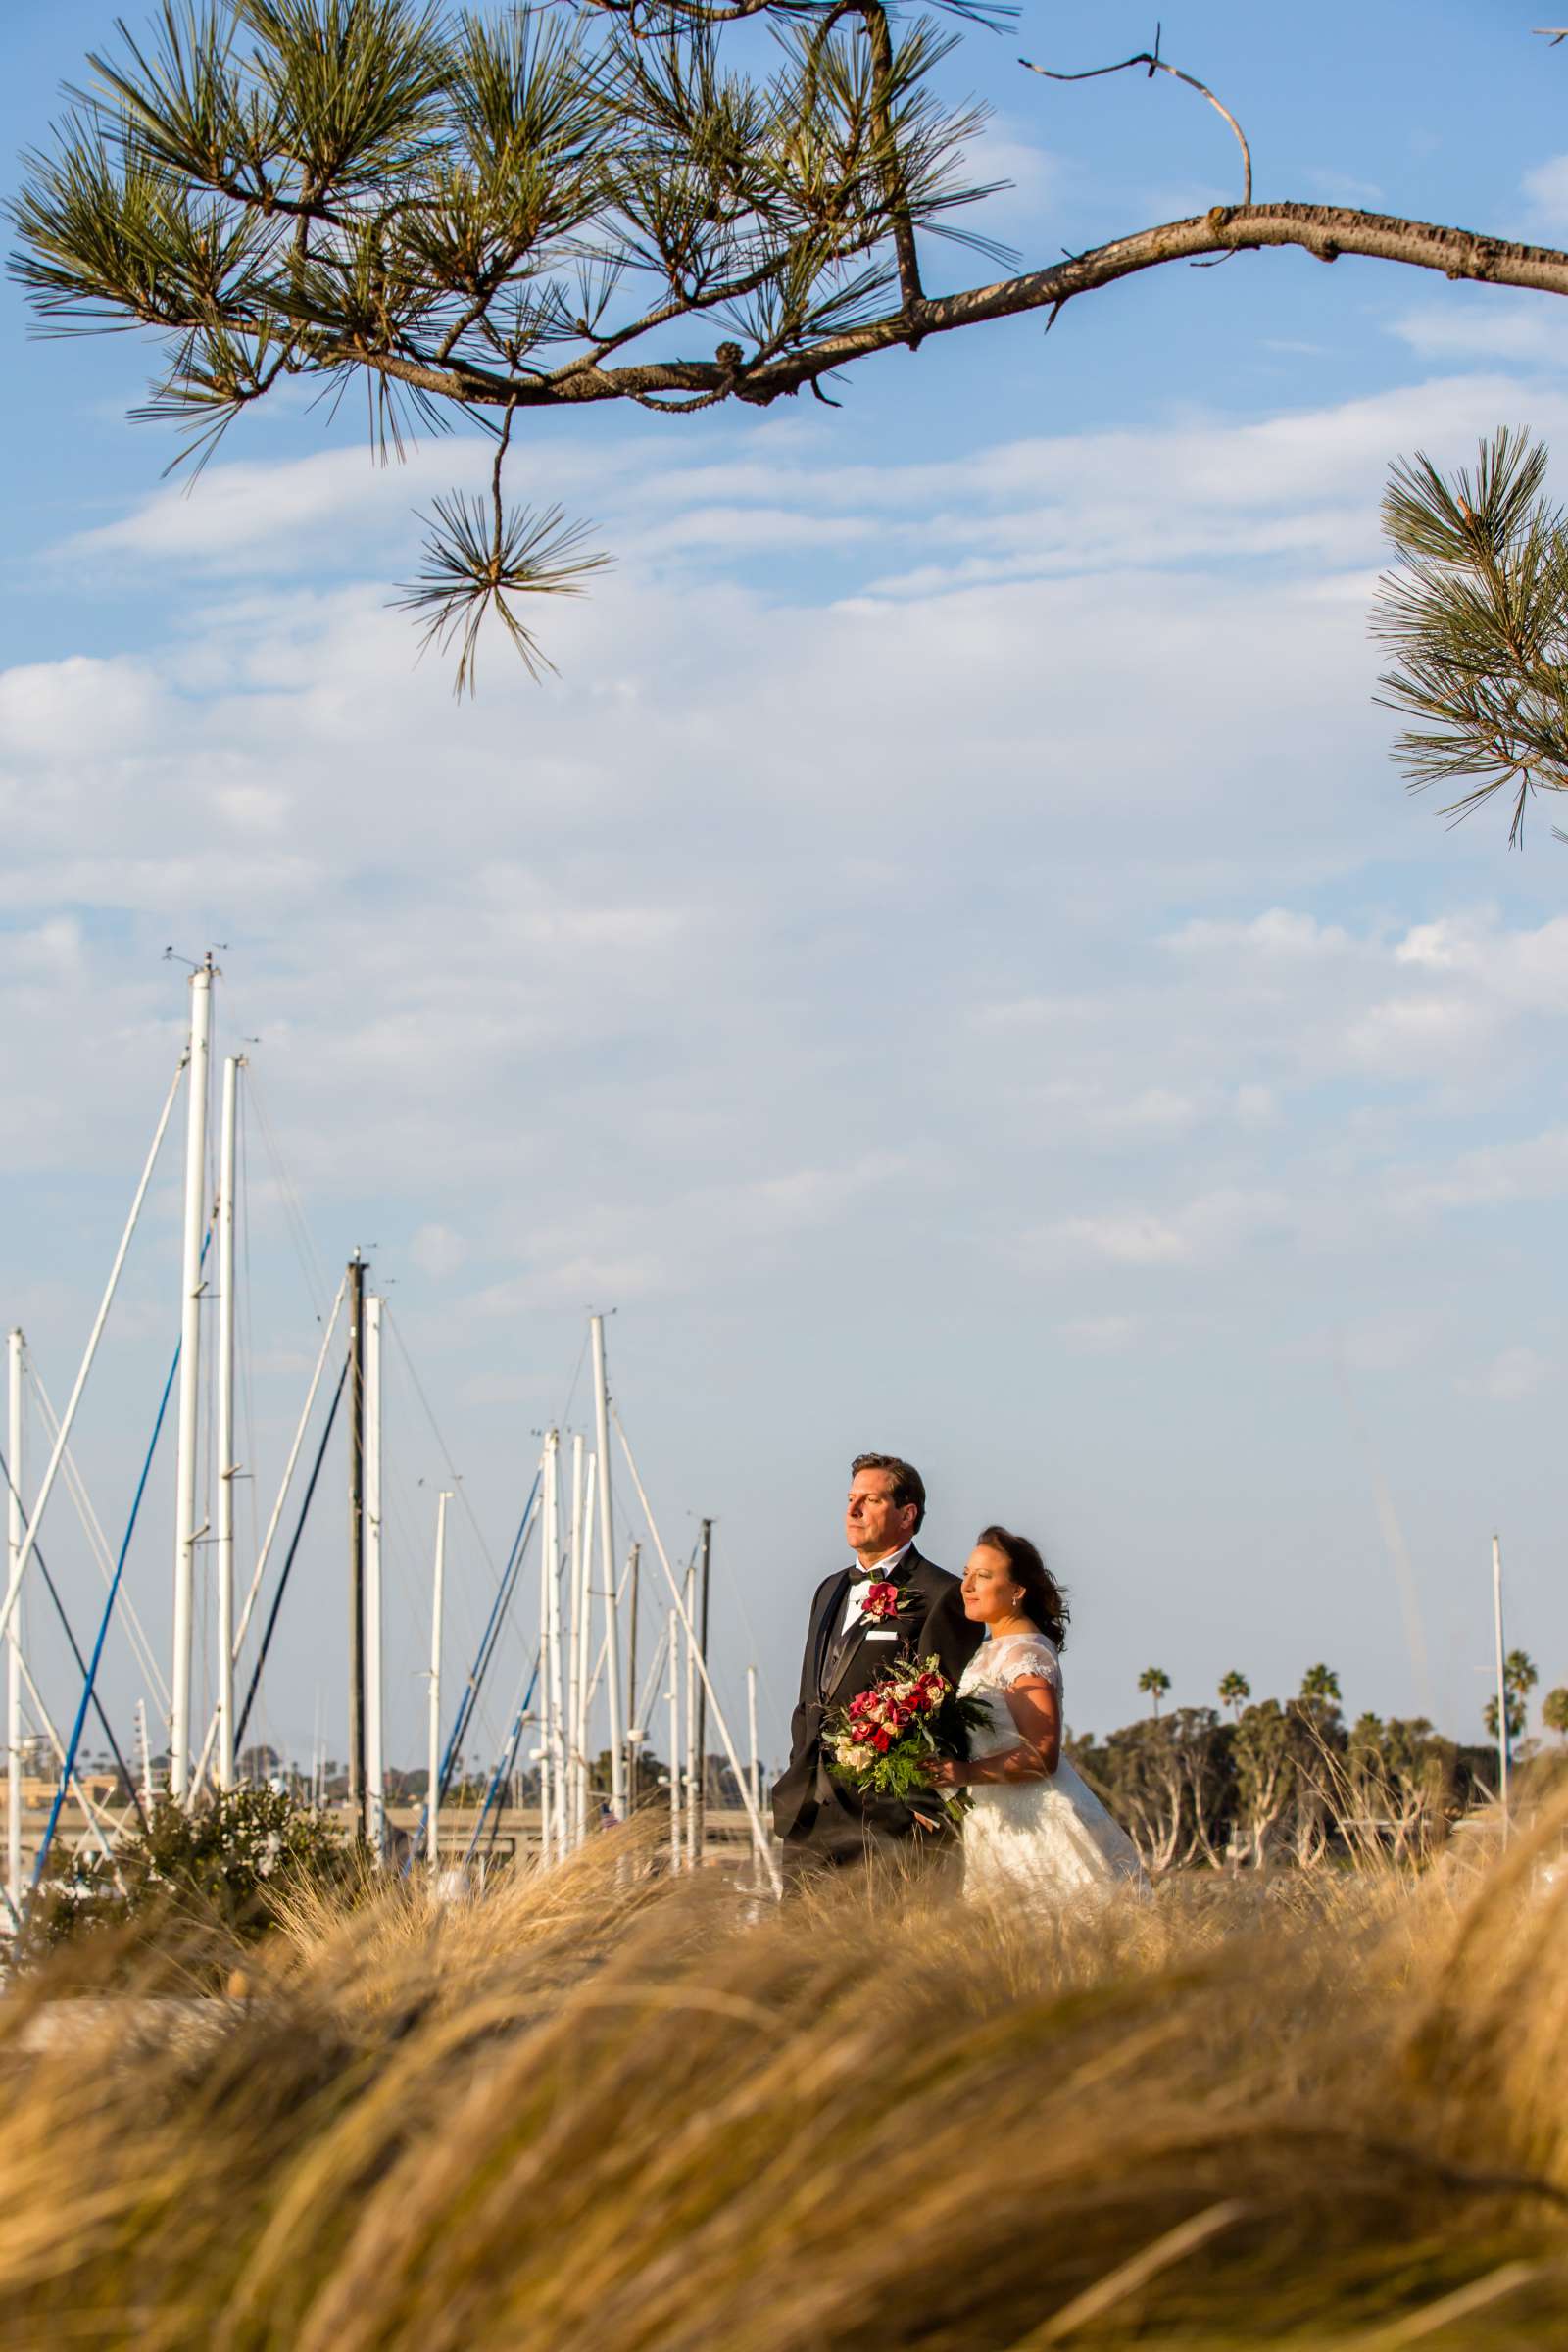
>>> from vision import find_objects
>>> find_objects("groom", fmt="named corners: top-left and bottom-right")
top-left (771, 1451), bottom-right (982, 1882)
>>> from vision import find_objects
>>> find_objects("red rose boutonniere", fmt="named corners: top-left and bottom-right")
top-left (861, 1580), bottom-right (903, 1624)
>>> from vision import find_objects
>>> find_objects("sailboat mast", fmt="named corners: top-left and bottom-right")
top-left (171, 954), bottom-right (214, 1802)
top-left (428, 1491), bottom-right (450, 1869)
top-left (7, 1329), bottom-right (24, 1914)
top-left (590, 1315), bottom-right (626, 1820)
top-left (216, 1053), bottom-right (240, 1790)
top-left (347, 1253), bottom-right (366, 1824)
top-left (364, 1292), bottom-right (385, 1856)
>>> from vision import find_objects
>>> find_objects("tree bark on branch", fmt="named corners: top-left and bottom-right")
top-left (334, 205), bottom-right (1568, 414)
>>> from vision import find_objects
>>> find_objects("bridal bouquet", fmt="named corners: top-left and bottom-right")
top-left (824, 1653), bottom-right (989, 1821)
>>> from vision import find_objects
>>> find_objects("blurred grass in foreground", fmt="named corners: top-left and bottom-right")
top-left (1, 1802), bottom-right (1566, 2350)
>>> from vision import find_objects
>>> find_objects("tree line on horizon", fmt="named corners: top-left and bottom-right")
top-left (1070, 1653), bottom-right (1566, 1873)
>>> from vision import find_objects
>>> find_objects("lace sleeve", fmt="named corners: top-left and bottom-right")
top-left (992, 1638), bottom-right (1062, 1697)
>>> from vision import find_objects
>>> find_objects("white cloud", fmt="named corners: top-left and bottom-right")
top-left (1057, 1315), bottom-right (1142, 1352)
top-left (1389, 299), bottom-right (1568, 366)
top-left (0, 655), bottom-right (164, 757)
top-left (61, 372), bottom-right (1568, 610)
top-left (1397, 1129), bottom-right (1568, 1212)
top-left (1460, 1345), bottom-right (1551, 1402)
top-left (1304, 168), bottom-right (1386, 206)
top-left (1029, 1190), bottom-right (1289, 1271)
top-left (410, 1223), bottom-right (467, 1278)
top-left (11, 368), bottom-right (1568, 1765)
top-left (1338, 1311), bottom-right (1447, 1376)
top-left (1522, 153), bottom-right (1568, 234)
top-left (1166, 909), bottom-right (1352, 959)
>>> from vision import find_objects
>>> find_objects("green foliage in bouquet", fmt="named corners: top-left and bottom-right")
top-left (25, 1786), bottom-right (373, 1958)
top-left (824, 1653), bottom-right (990, 1824)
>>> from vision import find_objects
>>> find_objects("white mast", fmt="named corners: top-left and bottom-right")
top-left (614, 1407), bottom-right (783, 1895)
top-left (581, 1454), bottom-right (598, 1817)
top-left (427, 1489), bottom-right (450, 1870)
top-left (535, 1448), bottom-right (552, 1866)
top-left (364, 1294), bottom-right (385, 1856)
top-left (666, 1606), bottom-right (681, 1871)
top-left (7, 1329), bottom-right (24, 1918)
top-left (568, 1432), bottom-right (586, 1846)
top-left (216, 1053), bottom-right (241, 1791)
top-left (171, 955), bottom-right (215, 1800)
top-left (589, 1315), bottom-right (627, 1821)
top-left (747, 1662), bottom-right (761, 1828)
top-left (1492, 1531), bottom-right (1510, 1837)
top-left (189, 1276), bottom-right (349, 1796)
top-left (684, 1556), bottom-right (698, 1866)
top-left (542, 1431), bottom-right (565, 1862)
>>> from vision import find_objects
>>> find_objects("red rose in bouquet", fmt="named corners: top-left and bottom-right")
top-left (823, 1653), bottom-right (990, 1823)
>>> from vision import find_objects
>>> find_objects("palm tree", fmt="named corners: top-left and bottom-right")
top-left (1138, 1666), bottom-right (1171, 1719)
top-left (1486, 1650), bottom-right (1540, 1746)
top-left (1505, 1649), bottom-right (1539, 1705)
top-left (1483, 1692), bottom-right (1526, 1742)
top-left (1217, 1671), bottom-right (1250, 1721)
top-left (1543, 1687), bottom-right (1568, 1745)
top-left (1298, 1664), bottom-right (1342, 1711)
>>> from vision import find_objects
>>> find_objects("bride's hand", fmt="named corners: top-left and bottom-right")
top-left (918, 1756), bottom-right (965, 1788)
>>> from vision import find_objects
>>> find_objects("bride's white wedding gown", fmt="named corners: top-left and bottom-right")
top-left (958, 1632), bottom-right (1146, 1907)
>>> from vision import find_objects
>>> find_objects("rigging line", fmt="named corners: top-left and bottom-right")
top-left (438, 1485), bottom-right (539, 1804)
top-left (245, 1061), bottom-right (325, 1317)
top-left (238, 1077), bottom-right (261, 1575)
top-left (411, 1478), bottom-right (540, 1850)
top-left (0, 1445), bottom-right (149, 1837)
top-left (0, 1052), bottom-right (186, 1659)
top-left (242, 1063), bottom-right (329, 1321)
top-left (234, 1356), bottom-right (350, 1753)
top-left (15, 1642), bottom-right (125, 1892)
top-left (382, 1307), bottom-right (498, 1574)
top-left (465, 1649), bottom-right (540, 1870)
top-left (478, 1687), bottom-right (535, 1866)
top-left (25, 1366), bottom-right (172, 1718)
top-left (559, 1325), bottom-right (591, 1438)
top-left (28, 1335), bottom-right (182, 1883)
top-left (221, 1275), bottom-right (347, 1663)
top-left (24, 1217), bottom-right (215, 1723)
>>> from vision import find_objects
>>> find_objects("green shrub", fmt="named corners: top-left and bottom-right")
top-left (25, 1786), bottom-right (371, 1955)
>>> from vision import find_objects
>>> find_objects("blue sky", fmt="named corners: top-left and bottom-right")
top-left (3, 3), bottom-right (1568, 1788)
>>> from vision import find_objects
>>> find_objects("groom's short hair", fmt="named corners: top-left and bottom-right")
top-left (851, 1451), bottom-right (926, 1533)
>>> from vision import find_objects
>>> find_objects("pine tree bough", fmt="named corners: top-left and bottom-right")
top-left (1373, 429), bottom-right (1568, 846)
top-left (10, 0), bottom-right (1568, 689)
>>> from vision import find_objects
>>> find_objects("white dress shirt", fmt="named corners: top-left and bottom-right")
top-left (840, 1541), bottom-right (914, 1636)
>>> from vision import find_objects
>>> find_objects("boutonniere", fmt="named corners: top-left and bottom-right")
top-left (861, 1580), bottom-right (907, 1624)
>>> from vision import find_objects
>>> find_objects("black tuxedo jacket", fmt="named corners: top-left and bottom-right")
top-left (770, 1545), bottom-right (983, 1862)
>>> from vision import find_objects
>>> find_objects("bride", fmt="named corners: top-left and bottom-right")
top-left (920, 1524), bottom-right (1146, 1906)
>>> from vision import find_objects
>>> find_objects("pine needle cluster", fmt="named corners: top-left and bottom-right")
top-left (1373, 426), bottom-right (1568, 845)
top-left (7, 0), bottom-right (1005, 685)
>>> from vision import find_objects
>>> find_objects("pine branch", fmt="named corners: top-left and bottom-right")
top-left (13, 0), bottom-right (1568, 689)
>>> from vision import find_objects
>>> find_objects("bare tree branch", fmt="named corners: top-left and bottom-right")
top-left (1020, 26), bottom-right (1253, 208)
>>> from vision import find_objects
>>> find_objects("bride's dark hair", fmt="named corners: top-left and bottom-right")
top-left (976, 1525), bottom-right (1069, 1650)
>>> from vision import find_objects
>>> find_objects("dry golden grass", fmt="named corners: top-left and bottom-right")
top-left (0, 1805), bottom-right (1566, 2350)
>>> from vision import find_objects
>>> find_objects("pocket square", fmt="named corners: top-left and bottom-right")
top-left (865, 1630), bottom-right (899, 1642)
